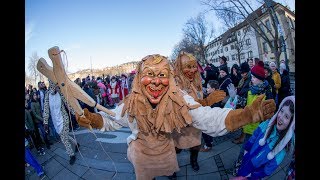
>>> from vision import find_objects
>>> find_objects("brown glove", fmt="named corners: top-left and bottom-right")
top-left (83, 108), bottom-right (104, 129)
top-left (196, 90), bottom-right (226, 106)
top-left (75, 112), bottom-right (92, 129)
top-left (224, 94), bottom-right (276, 131)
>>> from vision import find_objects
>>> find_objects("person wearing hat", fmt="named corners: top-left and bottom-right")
top-left (219, 56), bottom-right (228, 67)
top-left (231, 61), bottom-right (274, 176)
top-left (119, 73), bottom-right (129, 101)
top-left (218, 63), bottom-right (232, 98)
top-left (234, 96), bottom-right (295, 179)
top-left (107, 76), bottom-right (120, 104)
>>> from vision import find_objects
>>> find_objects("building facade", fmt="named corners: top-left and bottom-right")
top-left (255, 3), bottom-right (295, 73)
top-left (205, 1), bottom-right (295, 73)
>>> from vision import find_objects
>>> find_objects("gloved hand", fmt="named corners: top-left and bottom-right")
top-left (227, 83), bottom-right (237, 99)
top-left (225, 94), bottom-right (276, 131)
top-left (75, 112), bottom-right (92, 130)
top-left (83, 108), bottom-right (104, 129)
top-left (196, 90), bottom-right (226, 106)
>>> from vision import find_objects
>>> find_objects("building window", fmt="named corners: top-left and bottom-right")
top-left (288, 17), bottom-right (295, 29)
top-left (245, 39), bottom-right (251, 46)
top-left (263, 42), bottom-right (268, 53)
top-left (220, 49), bottom-right (223, 53)
top-left (231, 44), bottom-right (234, 50)
top-left (265, 19), bottom-right (271, 31)
top-left (240, 53), bottom-right (245, 59)
top-left (261, 6), bottom-right (266, 13)
top-left (232, 54), bottom-right (236, 61)
top-left (247, 51), bottom-right (253, 58)
top-left (244, 26), bottom-right (251, 33)
top-left (271, 40), bottom-right (275, 49)
top-left (225, 46), bottom-right (228, 52)
top-left (238, 31), bottom-right (241, 36)
top-left (259, 23), bottom-right (264, 33)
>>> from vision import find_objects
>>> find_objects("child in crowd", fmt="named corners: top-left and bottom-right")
top-left (233, 96), bottom-right (295, 179)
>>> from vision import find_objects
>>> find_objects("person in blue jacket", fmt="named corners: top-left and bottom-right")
top-left (234, 95), bottom-right (295, 180)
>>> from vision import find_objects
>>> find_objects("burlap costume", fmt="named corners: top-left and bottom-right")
top-left (120, 55), bottom-right (194, 179)
top-left (172, 52), bottom-right (204, 149)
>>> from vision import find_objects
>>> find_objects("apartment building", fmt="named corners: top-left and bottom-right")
top-left (256, 3), bottom-right (295, 72)
top-left (206, 1), bottom-right (295, 73)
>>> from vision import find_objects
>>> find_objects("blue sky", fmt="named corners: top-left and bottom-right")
top-left (25, 0), bottom-right (294, 74)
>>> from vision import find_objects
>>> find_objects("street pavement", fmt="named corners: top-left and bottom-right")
top-left (25, 127), bottom-right (292, 180)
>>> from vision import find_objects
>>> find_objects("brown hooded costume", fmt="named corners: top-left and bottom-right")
top-left (120, 55), bottom-right (194, 179)
top-left (172, 52), bottom-right (226, 149)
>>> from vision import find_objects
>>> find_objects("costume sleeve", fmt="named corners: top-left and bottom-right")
top-left (98, 103), bottom-right (129, 131)
top-left (184, 93), bottom-right (231, 137)
top-left (60, 93), bottom-right (75, 115)
top-left (43, 91), bottom-right (50, 125)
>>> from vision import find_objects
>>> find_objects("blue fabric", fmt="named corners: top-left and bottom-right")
top-left (25, 147), bottom-right (44, 176)
top-left (250, 80), bottom-right (269, 95)
top-left (237, 120), bottom-right (287, 179)
top-left (237, 133), bottom-right (252, 161)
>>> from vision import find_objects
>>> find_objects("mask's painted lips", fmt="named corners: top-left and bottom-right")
top-left (148, 86), bottom-right (165, 99)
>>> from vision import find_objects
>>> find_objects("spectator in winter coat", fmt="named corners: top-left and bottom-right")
top-left (264, 65), bottom-right (276, 101)
top-left (269, 62), bottom-right (281, 107)
top-left (230, 64), bottom-right (242, 87)
top-left (234, 96), bottom-right (295, 179)
top-left (278, 64), bottom-right (291, 104)
top-left (30, 93), bottom-right (52, 149)
top-left (25, 100), bottom-right (45, 155)
top-left (218, 64), bottom-right (232, 106)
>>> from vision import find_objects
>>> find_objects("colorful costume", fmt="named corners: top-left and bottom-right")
top-left (119, 73), bottom-right (129, 100)
top-left (43, 80), bottom-right (78, 164)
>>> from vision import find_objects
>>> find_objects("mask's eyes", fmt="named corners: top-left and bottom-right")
top-left (158, 73), bottom-right (167, 78)
top-left (147, 72), bottom-right (154, 77)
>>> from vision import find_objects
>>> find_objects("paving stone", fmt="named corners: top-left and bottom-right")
top-left (43, 158), bottom-right (65, 179)
top-left (51, 168), bottom-right (80, 180)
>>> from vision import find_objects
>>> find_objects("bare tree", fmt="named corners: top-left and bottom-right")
top-left (27, 52), bottom-right (40, 85)
top-left (25, 71), bottom-right (33, 86)
top-left (171, 36), bottom-right (198, 60)
top-left (179, 13), bottom-right (215, 65)
top-left (201, 0), bottom-right (293, 67)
